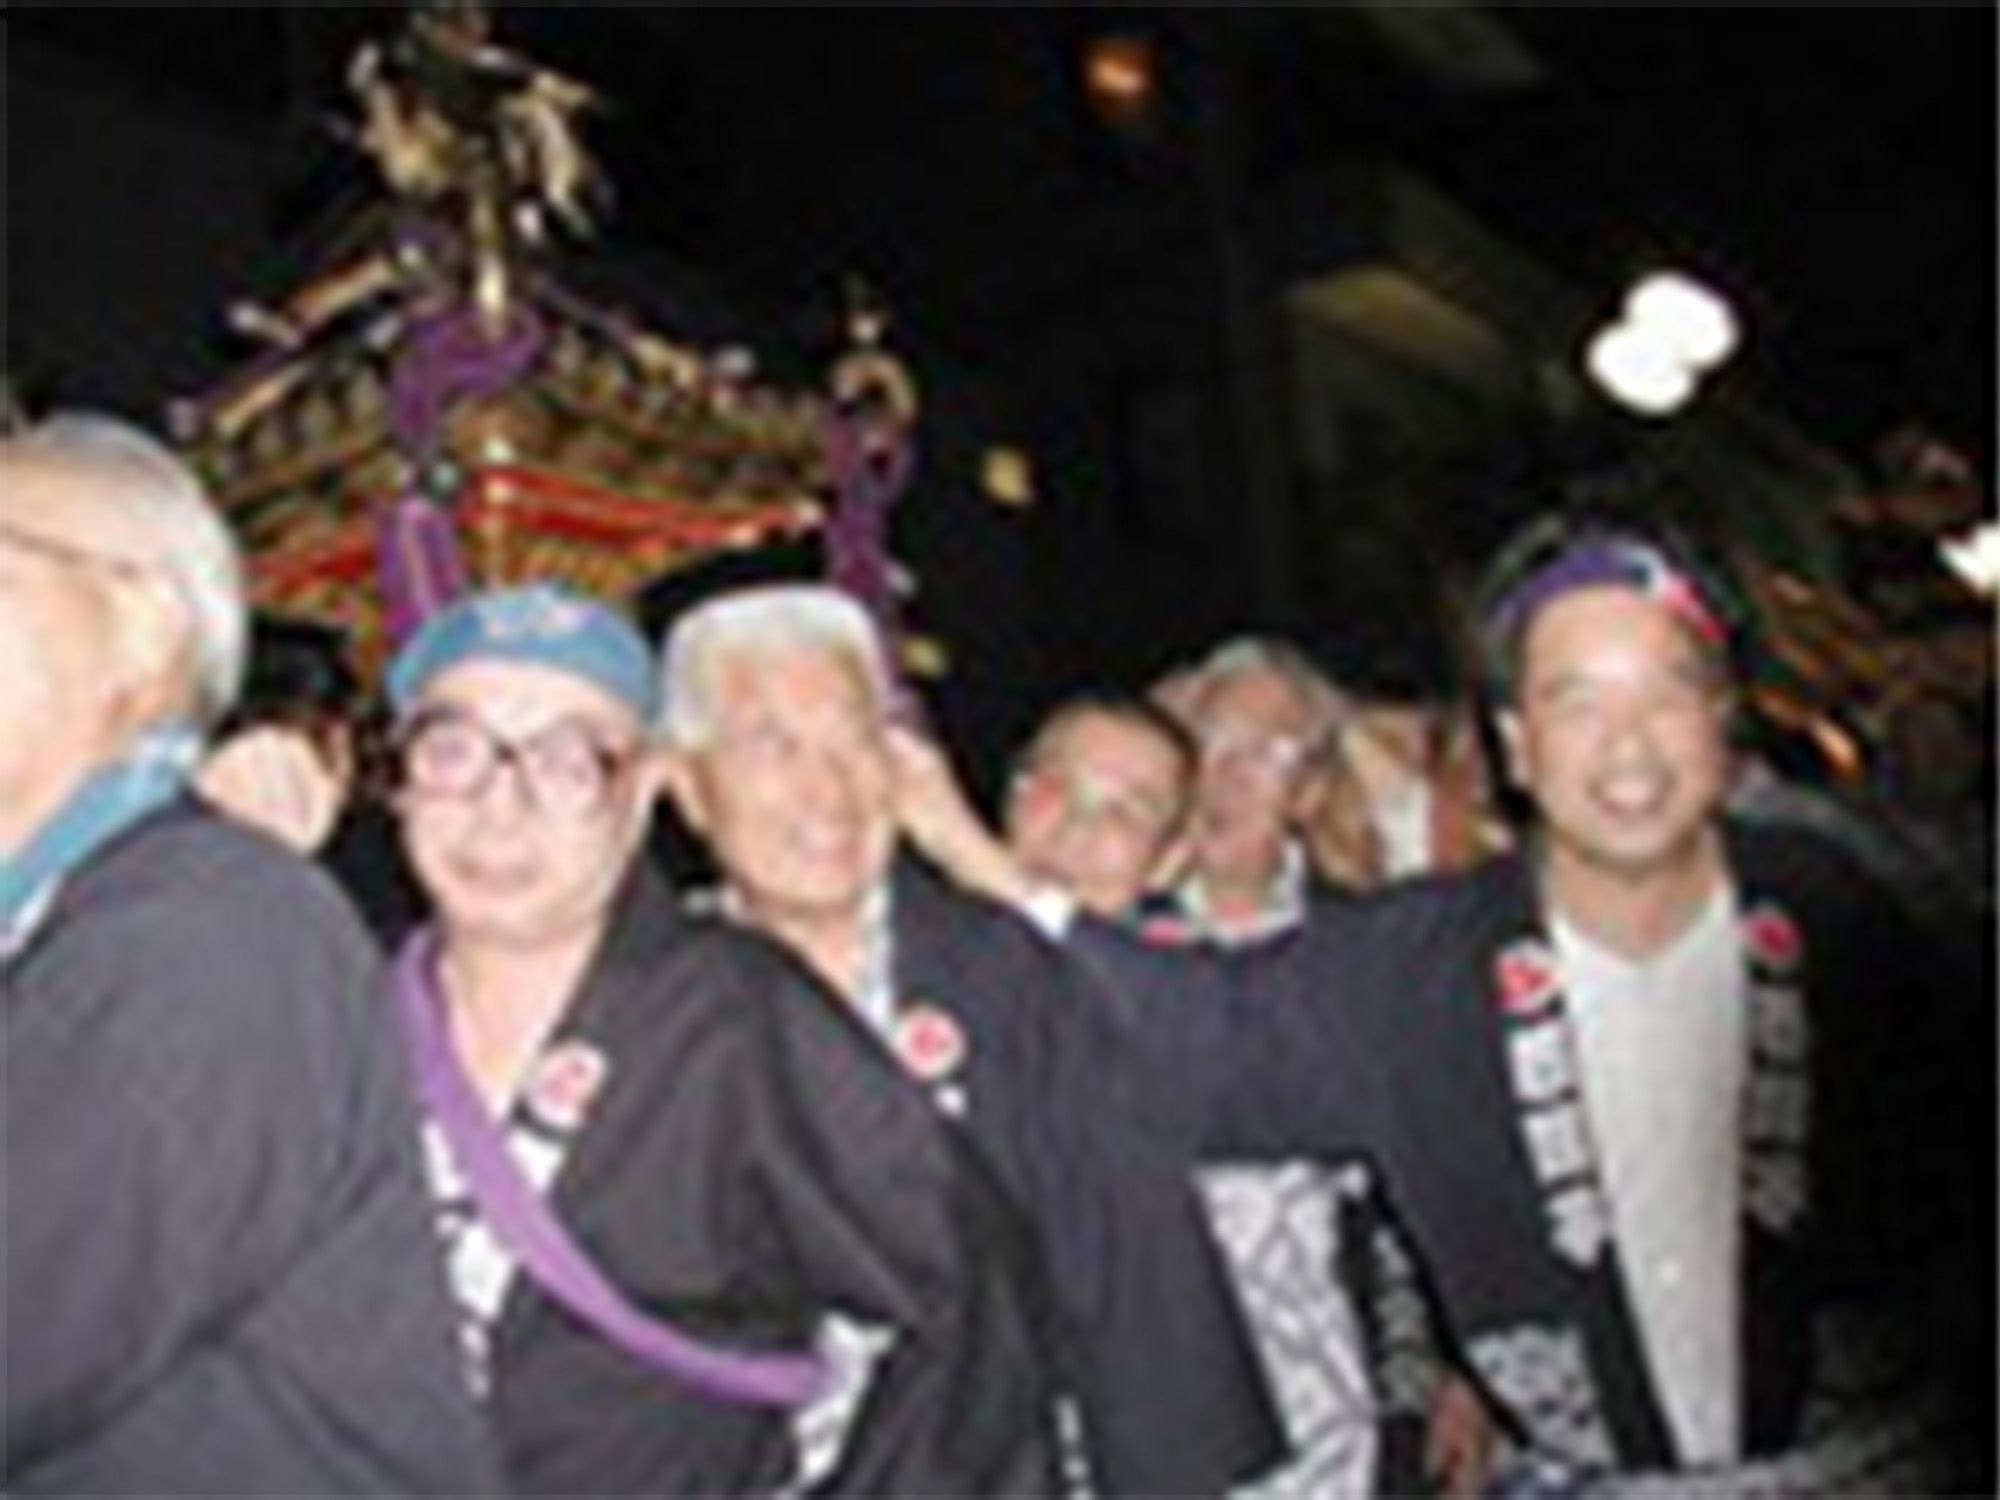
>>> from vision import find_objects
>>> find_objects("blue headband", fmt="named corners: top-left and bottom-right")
top-left (387, 585), bottom-right (660, 725)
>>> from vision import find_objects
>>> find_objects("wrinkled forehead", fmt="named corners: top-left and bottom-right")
top-left (707, 638), bottom-right (884, 718)
top-left (0, 452), bottom-right (150, 556)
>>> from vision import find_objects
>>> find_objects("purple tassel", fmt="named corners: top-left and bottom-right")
top-left (824, 412), bottom-right (924, 727)
top-left (377, 493), bottom-right (470, 652)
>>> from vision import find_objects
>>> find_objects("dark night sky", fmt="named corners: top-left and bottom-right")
top-left (1429, 7), bottom-right (1994, 476)
top-left (9, 7), bottom-right (1993, 476)
top-left (7, 7), bottom-right (1989, 766)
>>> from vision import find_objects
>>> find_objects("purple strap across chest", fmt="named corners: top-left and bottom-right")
top-left (394, 929), bottom-right (826, 1409)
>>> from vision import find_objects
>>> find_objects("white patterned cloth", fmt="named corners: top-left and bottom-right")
top-left (782, 1317), bottom-right (893, 1496)
top-left (1204, 1162), bottom-right (1379, 1499)
top-left (422, 1107), bottom-right (574, 1400)
top-left (1468, 1323), bottom-right (1618, 1471)
top-left (1173, 858), bottom-right (1384, 1498)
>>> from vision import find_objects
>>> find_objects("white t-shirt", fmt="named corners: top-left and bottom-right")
top-left (1553, 886), bottom-right (1746, 1466)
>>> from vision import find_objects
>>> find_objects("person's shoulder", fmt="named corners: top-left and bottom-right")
top-left (99, 796), bottom-right (344, 896)
top-left (1279, 857), bottom-right (1532, 1022)
top-left (22, 804), bottom-right (390, 1094)
top-left (1325, 853), bottom-right (1522, 944)
top-left (1725, 814), bottom-right (1900, 913)
top-left (899, 855), bottom-right (1066, 971)
top-left (663, 903), bottom-right (814, 988)
top-left (69, 801), bottom-right (376, 961)
top-left (641, 899), bottom-right (854, 1035)
top-left (1728, 814), bottom-right (1979, 987)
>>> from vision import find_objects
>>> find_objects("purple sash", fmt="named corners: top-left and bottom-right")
top-left (394, 930), bottom-right (827, 1409)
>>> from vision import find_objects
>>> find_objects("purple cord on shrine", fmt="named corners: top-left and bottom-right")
top-left (824, 411), bottom-right (924, 727)
top-left (377, 496), bottom-right (471, 652)
top-left (376, 304), bottom-right (549, 647)
top-left (389, 305), bottom-right (547, 458)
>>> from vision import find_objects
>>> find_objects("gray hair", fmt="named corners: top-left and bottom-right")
top-left (1178, 636), bottom-right (1348, 750)
top-left (3, 413), bottom-right (248, 727)
top-left (659, 584), bottom-right (891, 749)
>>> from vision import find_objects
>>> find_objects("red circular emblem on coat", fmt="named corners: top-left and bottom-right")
top-left (1743, 907), bottom-right (1804, 975)
top-left (1495, 941), bottom-right (1559, 1018)
top-left (895, 1004), bottom-right (967, 1085)
top-left (525, 1041), bottom-right (609, 1134)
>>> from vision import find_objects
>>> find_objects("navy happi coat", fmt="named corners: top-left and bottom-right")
top-left (1077, 823), bottom-right (1979, 1487)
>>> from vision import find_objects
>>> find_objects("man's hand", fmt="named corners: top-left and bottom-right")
top-left (1425, 1372), bottom-right (1500, 1500)
top-left (886, 727), bottom-right (1033, 908)
top-left (197, 724), bottom-right (347, 857)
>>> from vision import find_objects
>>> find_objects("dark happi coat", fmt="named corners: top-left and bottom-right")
top-left (460, 864), bottom-right (1064, 1497)
top-left (5, 804), bottom-right (498, 1496)
top-left (1079, 823), bottom-right (1977, 1488)
top-left (887, 857), bottom-right (1288, 1498)
top-left (1138, 879), bottom-right (1458, 1499)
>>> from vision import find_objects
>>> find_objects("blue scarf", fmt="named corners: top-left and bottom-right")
top-left (1, 728), bottom-right (200, 957)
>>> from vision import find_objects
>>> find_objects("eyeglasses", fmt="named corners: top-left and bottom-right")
top-left (396, 708), bottom-right (642, 820)
top-left (0, 520), bottom-right (153, 581)
top-left (1197, 726), bottom-right (1315, 782)
top-left (1018, 763), bottom-right (1182, 840)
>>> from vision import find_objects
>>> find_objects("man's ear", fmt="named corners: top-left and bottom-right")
top-left (657, 747), bottom-right (711, 836)
top-left (1147, 831), bottom-right (1192, 893)
top-left (1497, 709), bottom-right (1530, 791)
top-left (628, 743), bottom-right (672, 804)
top-left (107, 573), bottom-right (195, 721)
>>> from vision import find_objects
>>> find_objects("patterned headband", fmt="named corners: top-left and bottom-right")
top-left (1489, 536), bottom-right (1727, 650)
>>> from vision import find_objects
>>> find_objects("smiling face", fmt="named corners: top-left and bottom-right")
top-left (664, 639), bottom-right (897, 946)
top-left (1005, 707), bottom-right (1191, 918)
top-left (396, 659), bottom-right (657, 956)
top-left (1184, 665), bottom-right (1326, 894)
top-left (1501, 585), bottom-right (1734, 894)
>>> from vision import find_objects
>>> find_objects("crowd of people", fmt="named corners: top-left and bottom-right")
top-left (3, 410), bottom-right (1990, 1497)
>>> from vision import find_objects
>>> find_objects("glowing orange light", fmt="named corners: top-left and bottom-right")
top-left (1083, 33), bottom-right (1157, 120)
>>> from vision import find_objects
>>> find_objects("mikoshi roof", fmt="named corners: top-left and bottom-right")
top-left (170, 2), bottom-right (898, 683)
top-left (173, 252), bottom-right (831, 677)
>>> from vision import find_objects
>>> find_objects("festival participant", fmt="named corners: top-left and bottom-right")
top-left (1, 414), bottom-right (497, 1495)
top-left (921, 513), bottom-right (1984, 1493)
top-left (1002, 692), bottom-right (1199, 921)
top-left (902, 646), bottom-right (1494, 1499)
top-left (384, 583), bottom-right (1062, 1496)
top-left (659, 584), bottom-right (1286, 1498)
top-left (1302, 650), bottom-right (1507, 890)
top-left (1170, 639), bottom-right (1492, 1499)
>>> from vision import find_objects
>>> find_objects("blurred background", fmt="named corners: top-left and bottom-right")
top-left (6, 5), bottom-right (1992, 804)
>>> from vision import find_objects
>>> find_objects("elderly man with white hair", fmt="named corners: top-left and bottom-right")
top-left (658, 583), bottom-right (1285, 1499)
top-left (0, 414), bottom-right (497, 1494)
top-left (377, 580), bottom-right (1064, 1497)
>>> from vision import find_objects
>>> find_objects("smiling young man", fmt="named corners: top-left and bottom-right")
top-left (1177, 516), bottom-right (1979, 1490)
top-left (917, 514), bottom-right (1985, 1493)
top-left (1002, 693), bottom-right (1198, 922)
